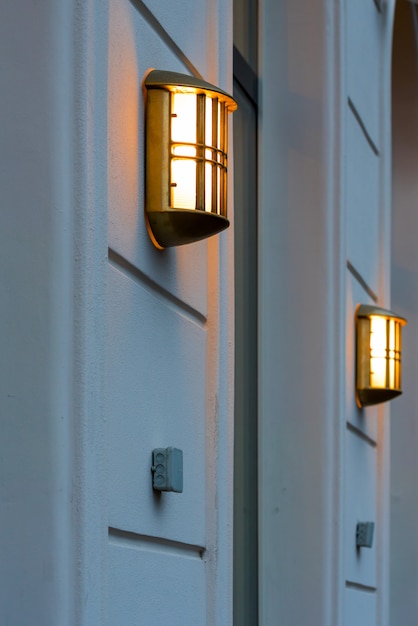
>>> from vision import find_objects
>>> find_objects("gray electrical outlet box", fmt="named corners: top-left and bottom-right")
top-left (152, 447), bottom-right (183, 493)
top-left (356, 521), bottom-right (375, 548)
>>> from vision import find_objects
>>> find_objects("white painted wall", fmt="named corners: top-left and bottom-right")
top-left (343, 2), bottom-right (395, 625)
top-left (0, 3), bottom-right (74, 624)
top-left (1, 0), bottom-right (411, 624)
top-left (258, 1), bottom-right (396, 624)
top-left (0, 0), bottom-right (234, 624)
top-left (105, 0), bottom-right (234, 622)
top-left (258, 2), bottom-right (345, 623)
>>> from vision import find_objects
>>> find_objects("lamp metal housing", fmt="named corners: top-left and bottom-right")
top-left (144, 69), bottom-right (237, 248)
top-left (356, 304), bottom-right (407, 408)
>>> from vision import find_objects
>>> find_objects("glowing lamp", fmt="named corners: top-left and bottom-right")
top-left (356, 304), bottom-right (407, 407)
top-left (144, 70), bottom-right (237, 248)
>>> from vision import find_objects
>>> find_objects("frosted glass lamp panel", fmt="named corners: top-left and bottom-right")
top-left (205, 96), bottom-right (213, 212)
top-left (205, 96), bottom-right (213, 148)
top-left (216, 101), bottom-right (222, 215)
top-left (171, 93), bottom-right (196, 148)
top-left (171, 93), bottom-right (197, 209)
top-left (395, 322), bottom-right (401, 388)
top-left (171, 159), bottom-right (196, 209)
top-left (218, 102), bottom-right (222, 150)
top-left (370, 316), bottom-right (387, 388)
top-left (219, 103), bottom-right (227, 216)
top-left (388, 320), bottom-right (402, 389)
top-left (217, 170), bottom-right (221, 214)
top-left (205, 162), bottom-right (212, 211)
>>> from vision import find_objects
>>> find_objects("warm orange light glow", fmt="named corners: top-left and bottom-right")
top-left (369, 316), bottom-right (402, 389)
top-left (144, 69), bottom-right (236, 247)
top-left (108, 14), bottom-right (139, 222)
top-left (356, 304), bottom-right (407, 407)
top-left (169, 93), bottom-right (226, 214)
top-left (388, 319), bottom-right (397, 388)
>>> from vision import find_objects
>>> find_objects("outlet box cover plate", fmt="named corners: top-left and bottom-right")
top-left (152, 447), bottom-right (183, 493)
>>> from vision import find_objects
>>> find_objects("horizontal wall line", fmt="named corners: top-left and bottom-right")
top-left (346, 421), bottom-right (377, 448)
top-left (347, 260), bottom-right (378, 302)
top-left (108, 248), bottom-right (207, 326)
top-left (346, 580), bottom-right (377, 593)
top-left (348, 97), bottom-right (380, 157)
top-left (129, 0), bottom-right (202, 79)
top-left (109, 527), bottom-right (205, 559)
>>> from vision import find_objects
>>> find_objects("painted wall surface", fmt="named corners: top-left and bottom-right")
top-left (258, 1), bottom-right (396, 625)
top-left (1, 0), bottom-right (414, 625)
top-left (0, 3), bottom-right (74, 624)
top-left (102, 0), bottom-right (235, 624)
top-left (258, 2), bottom-right (345, 623)
top-left (0, 0), bottom-right (234, 624)
top-left (344, 2), bottom-right (394, 625)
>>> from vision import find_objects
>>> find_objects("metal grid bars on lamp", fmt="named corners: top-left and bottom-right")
top-left (144, 70), bottom-right (237, 248)
top-left (356, 304), bottom-right (407, 408)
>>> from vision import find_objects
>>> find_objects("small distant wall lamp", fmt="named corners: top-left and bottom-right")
top-left (144, 70), bottom-right (237, 248)
top-left (356, 304), bottom-right (407, 408)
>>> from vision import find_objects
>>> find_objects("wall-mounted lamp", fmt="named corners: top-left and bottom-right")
top-left (144, 70), bottom-right (237, 248)
top-left (356, 304), bottom-right (407, 407)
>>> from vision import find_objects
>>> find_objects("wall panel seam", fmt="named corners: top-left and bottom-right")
top-left (346, 261), bottom-right (378, 302)
top-left (108, 248), bottom-right (208, 325)
top-left (108, 527), bottom-right (205, 559)
top-left (345, 580), bottom-right (377, 593)
top-left (373, 0), bottom-right (383, 15)
top-left (348, 97), bottom-right (380, 157)
top-left (129, 0), bottom-right (203, 79)
top-left (346, 421), bottom-right (377, 448)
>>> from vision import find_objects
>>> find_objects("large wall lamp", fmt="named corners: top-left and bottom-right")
top-left (356, 304), bottom-right (407, 408)
top-left (144, 70), bottom-right (237, 248)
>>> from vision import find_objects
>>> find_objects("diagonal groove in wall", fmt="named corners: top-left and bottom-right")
top-left (129, 0), bottom-right (203, 79)
top-left (348, 97), bottom-right (380, 157)
top-left (108, 248), bottom-right (208, 326)
top-left (346, 421), bottom-right (377, 448)
top-left (347, 260), bottom-right (378, 303)
top-left (373, 0), bottom-right (382, 14)
top-left (233, 46), bottom-right (258, 106)
top-left (346, 580), bottom-right (377, 593)
top-left (109, 527), bottom-right (205, 559)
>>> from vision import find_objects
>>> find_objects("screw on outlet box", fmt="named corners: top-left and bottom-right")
top-left (151, 447), bottom-right (183, 493)
top-left (356, 522), bottom-right (375, 548)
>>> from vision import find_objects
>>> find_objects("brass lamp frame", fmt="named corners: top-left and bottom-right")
top-left (144, 69), bottom-right (237, 248)
top-left (356, 304), bottom-right (407, 408)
